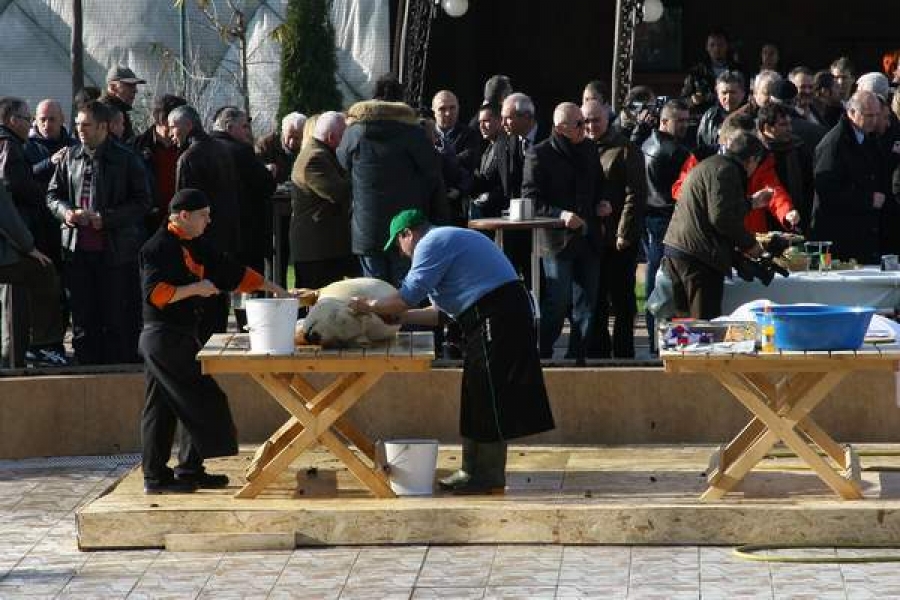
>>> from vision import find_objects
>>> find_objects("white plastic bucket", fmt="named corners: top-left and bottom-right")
top-left (245, 298), bottom-right (299, 355)
top-left (383, 439), bottom-right (438, 496)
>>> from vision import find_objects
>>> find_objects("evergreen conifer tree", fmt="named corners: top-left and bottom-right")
top-left (278, 0), bottom-right (342, 119)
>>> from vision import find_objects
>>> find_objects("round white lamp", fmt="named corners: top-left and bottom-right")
top-left (642, 0), bottom-right (664, 23)
top-left (441, 0), bottom-right (469, 18)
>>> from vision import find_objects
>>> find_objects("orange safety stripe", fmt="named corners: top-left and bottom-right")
top-left (236, 268), bottom-right (264, 293)
top-left (150, 282), bottom-right (177, 309)
top-left (167, 222), bottom-right (191, 240)
top-left (181, 247), bottom-right (204, 279)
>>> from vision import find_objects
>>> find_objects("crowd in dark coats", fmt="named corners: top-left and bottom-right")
top-left (4, 39), bottom-right (900, 368)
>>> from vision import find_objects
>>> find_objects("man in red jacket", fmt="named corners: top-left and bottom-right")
top-left (672, 113), bottom-right (800, 233)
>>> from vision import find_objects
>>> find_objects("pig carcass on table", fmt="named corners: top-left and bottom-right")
top-left (302, 278), bottom-right (402, 348)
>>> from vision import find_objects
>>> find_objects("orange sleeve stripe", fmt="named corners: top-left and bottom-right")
top-left (150, 283), bottom-right (177, 309)
top-left (236, 268), bottom-right (264, 293)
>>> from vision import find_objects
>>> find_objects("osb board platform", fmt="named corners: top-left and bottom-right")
top-left (77, 445), bottom-right (900, 549)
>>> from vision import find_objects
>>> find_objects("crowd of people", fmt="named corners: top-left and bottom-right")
top-left (2, 31), bottom-right (900, 369)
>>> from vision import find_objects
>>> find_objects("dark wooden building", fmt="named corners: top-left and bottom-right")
top-left (390, 0), bottom-right (900, 124)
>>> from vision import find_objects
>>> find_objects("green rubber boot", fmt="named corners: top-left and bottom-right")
top-left (438, 438), bottom-right (477, 490)
top-left (442, 440), bottom-right (507, 495)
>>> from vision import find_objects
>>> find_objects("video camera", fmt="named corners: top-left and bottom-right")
top-left (626, 95), bottom-right (671, 119)
top-left (732, 250), bottom-right (789, 286)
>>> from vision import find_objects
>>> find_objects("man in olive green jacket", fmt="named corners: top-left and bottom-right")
top-left (662, 131), bottom-right (765, 319)
top-left (290, 111), bottom-right (358, 290)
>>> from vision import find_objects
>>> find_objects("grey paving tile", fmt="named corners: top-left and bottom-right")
top-left (412, 587), bottom-right (485, 599)
top-left (483, 586), bottom-right (557, 600)
top-left (488, 546), bottom-right (561, 588)
top-left (269, 588), bottom-right (342, 600)
top-left (339, 587), bottom-right (415, 599)
top-left (554, 583), bottom-right (627, 599)
top-left (416, 546), bottom-right (494, 588)
top-left (126, 591), bottom-right (203, 600)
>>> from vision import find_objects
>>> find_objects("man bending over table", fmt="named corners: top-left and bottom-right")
top-left (348, 209), bottom-right (555, 494)
top-left (139, 188), bottom-right (288, 494)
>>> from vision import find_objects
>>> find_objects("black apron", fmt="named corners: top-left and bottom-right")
top-left (456, 281), bottom-right (555, 442)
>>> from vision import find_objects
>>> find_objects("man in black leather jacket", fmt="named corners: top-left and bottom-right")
top-left (641, 100), bottom-right (691, 353)
top-left (47, 100), bottom-right (150, 364)
top-left (696, 70), bottom-right (746, 159)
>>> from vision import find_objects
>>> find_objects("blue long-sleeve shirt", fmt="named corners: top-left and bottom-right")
top-left (399, 226), bottom-right (518, 318)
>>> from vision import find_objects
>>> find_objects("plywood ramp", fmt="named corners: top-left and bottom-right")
top-left (77, 444), bottom-right (900, 550)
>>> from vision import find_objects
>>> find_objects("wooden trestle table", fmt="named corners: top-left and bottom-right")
top-left (198, 331), bottom-right (435, 499)
top-left (662, 346), bottom-right (900, 501)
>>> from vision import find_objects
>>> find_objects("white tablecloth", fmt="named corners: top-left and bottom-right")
top-left (722, 267), bottom-right (900, 313)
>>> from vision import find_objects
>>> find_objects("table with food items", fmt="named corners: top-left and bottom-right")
top-left (198, 278), bottom-right (435, 499)
top-left (660, 306), bottom-right (900, 501)
top-left (723, 233), bottom-right (900, 314)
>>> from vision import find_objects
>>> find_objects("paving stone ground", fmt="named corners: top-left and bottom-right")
top-left (2, 457), bottom-right (900, 598)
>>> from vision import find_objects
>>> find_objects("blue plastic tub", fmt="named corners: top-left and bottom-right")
top-left (749, 305), bottom-right (875, 351)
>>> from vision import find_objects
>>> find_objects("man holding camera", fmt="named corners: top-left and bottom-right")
top-left (642, 99), bottom-right (692, 351)
top-left (662, 131), bottom-right (766, 319)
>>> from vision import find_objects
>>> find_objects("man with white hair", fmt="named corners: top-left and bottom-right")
top-left (290, 111), bottom-right (357, 290)
top-left (522, 102), bottom-right (603, 362)
top-left (492, 92), bottom-right (546, 284)
top-left (210, 107), bottom-right (276, 275)
top-left (813, 90), bottom-right (888, 263)
top-left (857, 72), bottom-right (891, 99)
top-left (751, 69), bottom-right (782, 111)
top-left (255, 111), bottom-right (307, 184)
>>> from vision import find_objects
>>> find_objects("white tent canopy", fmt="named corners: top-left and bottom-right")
top-left (0, 0), bottom-right (389, 136)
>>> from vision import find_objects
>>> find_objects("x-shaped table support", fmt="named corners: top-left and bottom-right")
top-left (703, 369), bottom-right (862, 501)
top-left (235, 371), bottom-right (396, 499)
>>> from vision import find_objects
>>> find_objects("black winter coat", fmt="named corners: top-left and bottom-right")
top-left (209, 131), bottom-right (276, 268)
top-left (175, 131), bottom-right (242, 253)
top-left (522, 133), bottom-right (603, 257)
top-left (812, 115), bottom-right (887, 263)
top-left (0, 125), bottom-right (44, 227)
top-left (337, 100), bottom-right (448, 255)
top-left (24, 127), bottom-right (77, 187)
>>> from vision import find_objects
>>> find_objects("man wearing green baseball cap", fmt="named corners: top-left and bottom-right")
top-left (349, 209), bottom-right (554, 494)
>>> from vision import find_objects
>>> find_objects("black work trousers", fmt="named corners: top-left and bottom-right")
top-left (588, 245), bottom-right (638, 358)
top-left (140, 326), bottom-right (238, 484)
top-left (0, 257), bottom-right (65, 367)
top-left (64, 251), bottom-right (141, 364)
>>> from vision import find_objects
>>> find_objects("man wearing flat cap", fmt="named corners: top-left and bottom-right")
top-left (138, 188), bottom-right (289, 493)
top-left (102, 65), bottom-right (146, 145)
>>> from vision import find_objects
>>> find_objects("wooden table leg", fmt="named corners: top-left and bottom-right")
top-left (703, 370), bottom-right (853, 500)
top-left (288, 374), bottom-right (376, 460)
top-left (713, 371), bottom-right (861, 500)
top-left (235, 371), bottom-right (383, 498)
top-left (711, 373), bottom-right (817, 483)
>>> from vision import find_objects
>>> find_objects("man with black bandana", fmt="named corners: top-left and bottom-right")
top-left (139, 188), bottom-right (288, 494)
top-left (348, 209), bottom-right (554, 494)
